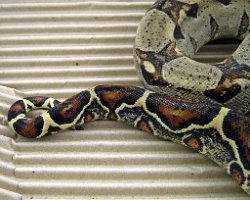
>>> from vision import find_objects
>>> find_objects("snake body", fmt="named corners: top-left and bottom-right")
top-left (134, 0), bottom-right (250, 114)
top-left (7, 0), bottom-right (250, 196)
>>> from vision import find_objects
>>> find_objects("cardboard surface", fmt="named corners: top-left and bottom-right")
top-left (0, 1), bottom-right (249, 199)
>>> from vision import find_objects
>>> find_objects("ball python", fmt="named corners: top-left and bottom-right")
top-left (7, 0), bottom-right (250, 196)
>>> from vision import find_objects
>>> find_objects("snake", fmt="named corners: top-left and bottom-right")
top-left (7, 0), bottom-right (250, 196)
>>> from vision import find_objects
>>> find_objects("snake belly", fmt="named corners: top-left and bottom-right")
top-left (7, 0), bottom-right (250, 196)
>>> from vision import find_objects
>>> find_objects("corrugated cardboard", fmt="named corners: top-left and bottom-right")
top-left (0, 1), bottom-right (249, 199)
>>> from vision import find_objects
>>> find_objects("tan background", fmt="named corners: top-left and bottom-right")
top-left (0, 0), bottom-right (249, 199)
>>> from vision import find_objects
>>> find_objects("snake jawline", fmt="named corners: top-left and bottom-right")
top-left (7, 85), bottom-right (250, 195)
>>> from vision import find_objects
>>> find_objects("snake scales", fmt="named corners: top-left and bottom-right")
top-left (7, 0), bottom-right (250, 196)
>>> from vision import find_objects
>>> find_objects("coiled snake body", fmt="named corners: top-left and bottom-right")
top-left (7, 0), bottom-right (250, 195)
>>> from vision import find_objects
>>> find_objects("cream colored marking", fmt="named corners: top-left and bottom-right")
top-left (135, 55), bottom-right (141, 65)
top-left (8, 98), bottom-right (59, 136)
top-left (143, 61), bottom-right (156, 74)
top-left (38, 112), bottom-right (63, 138)
top-left (76, 88), bottom-right (110, 126)
top-left (144, 105), bottom-right (250, 184)
top-left (233, 34), bottom-right (250, 66)
top-left (115, 88), bottom-right (230, 136)
top-left (8, 99), bottom-right (37, 132)
top-left (145, 105), bottom-right (230, 135)
top-left (134, 9), bottom-right (175, 52)
top-left (217, 130), bottom-right (250, 189)
top-left (23, 99), bottom-right (35, 112)
top-left (224, 78), bottom-right (250, 89)
top-left (133, 114), bottom-right (143, 127)
top-left (37, 89), bottom-right (96, 138)
top-left (8, 113), bottom-right (26, 132)
top-left (91, 88), bottom-right (112, 118)
top-left (115, 90), bottom-right (153, 119)
top-left (226, 160), bottom-right (250, 194)
top-left (242, 180), bottom-right (250, 194)
top-left (162, 56), bottom-right (223, 91)
top-left (43, 97), bottom-right (58, 108)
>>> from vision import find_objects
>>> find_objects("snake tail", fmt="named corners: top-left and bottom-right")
top-left (7, 85), bottom-right (250, 195)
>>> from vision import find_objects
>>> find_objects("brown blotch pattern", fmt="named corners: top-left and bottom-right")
top-left (59, 100), bottom-right (82, 119)
top-left (158, 105), bottom-right (200, 127)
top-left (102, 92), bottom-right (125, 108)
top-left (186, 137), bottom-right (201, 150)
top-left (232, 168), bottom-right (244, 186)
top-left (138, 121), bottom-right (151, 133)
top-left (20, 119), bottom-right (37, 138)
top-left (233, 121), bottom-right (250, 162)
top-left (34, 96), bottom-right (44, 104)
top-left (9, 103), bottom-right (25, 113)
top-left (85, 114), bottom-right (93, 122)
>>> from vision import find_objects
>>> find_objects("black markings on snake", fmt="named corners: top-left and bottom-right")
top-left (8, 0), bottom-right (250, 196)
